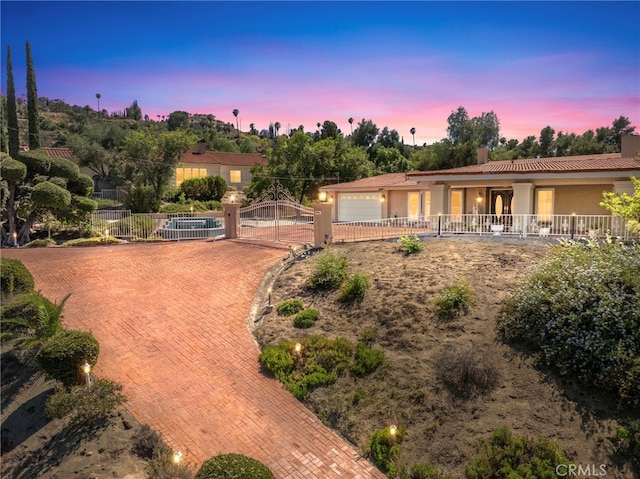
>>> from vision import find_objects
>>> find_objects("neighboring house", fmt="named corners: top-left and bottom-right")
top-left (320, 136), bottom-right (640, 223)
top-left (176, 140), bottom-right (267, 189)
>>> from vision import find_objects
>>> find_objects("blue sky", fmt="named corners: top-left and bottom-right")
top-left (2, 1), bottom-right (639, 144)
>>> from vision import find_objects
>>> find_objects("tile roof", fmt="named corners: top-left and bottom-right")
top-left (407, 153), bottom-right (639, 177)
top-left (41, 147), bottom-right (78, 163)
top-left (320, 172), bottom-right (418, 190)
top-left (181, 150), bottom-right (268, 167)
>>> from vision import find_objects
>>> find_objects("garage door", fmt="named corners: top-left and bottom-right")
top-left (338, 192), bottom-right (382, 221)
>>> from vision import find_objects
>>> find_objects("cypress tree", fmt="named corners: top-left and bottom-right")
top-left (6, 45), bottom-right (19, 158)
top-left (26, 41), bottom-right (40, 150)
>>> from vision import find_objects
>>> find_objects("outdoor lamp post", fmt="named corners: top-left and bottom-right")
top-left (230, 194), bottom-right (236, 203)
top-left (318, 191), bottom-right (327, 203)
top-left (81, 361), bottom-right (92, 385)
top-left (12, 232), bottom-right (17, 247)
top-left (267, 287), bottom-right (272, 307)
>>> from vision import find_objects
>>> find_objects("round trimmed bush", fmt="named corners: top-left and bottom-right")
top-left (195, 453), bottom-right (274, 479)
top-left (36, 330), bottom-right (100, 388)
top-left (293, 308), bottom-right (319, 328)
top-left (0, 156), bottom-right (27, 182)
top-left (276, 299), bottom-right (304, 317)
top-left (1, 257), bottom-right (34, 298)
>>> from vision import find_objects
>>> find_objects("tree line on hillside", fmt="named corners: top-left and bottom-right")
top-left (1, 41), bottom-right (636, 225)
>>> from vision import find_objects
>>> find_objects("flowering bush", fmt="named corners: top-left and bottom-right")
top-left (498, 239), bottom-right (640, 407)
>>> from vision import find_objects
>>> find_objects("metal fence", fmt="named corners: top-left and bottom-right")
top-left (91, 189), bottom-right (128, 203)
top-left (332, 214), bottom-right (640, 243)
top-left (91, 210), bottom-right (225, 242)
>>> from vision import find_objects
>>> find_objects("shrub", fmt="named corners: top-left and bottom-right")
top-left (293, 308), bottom-right (319, 328)
top-left (124, 185), bottom-right (160, 213)
top-left (276, 299), bottom-right (304, 316)
top-left (497, 240), bottom-right (640, 407)
top-left (434, 279), bottom-right (474, 321)
top-left (195, 453), bottom-right (274, 479)
top-left (351, 341), bottom-right (385, 377)
top-left (36, 330), bottom-right (100, 388)
top-left (146, 445), bottom-right (195, 479)
top-left (396, 234), bottom-right (424, 255)
top-left (436, 344), bottom-right (501, 399)
top-left (409, 463), bottom-right (451, 479)
top-left (1, 257), bottom-right (34, 299)
top-left (260, 336), bottom-right (354, 399)
top-left (45, 378), bottom-right (126, 426)
top-left (132, 424), bottom-right (165, 459)
top-left (368, 426), bottom-right (403, 474)
top-left (340, 272), bottom-right (370, 303)
top-left (61, 236), bottom-right (127, 247)
top-left (611, 420), bottom-right (640, 469)
top-left (111, 215), bottom-right (157, 239)
top-left (465, 426), bottom-right (568, 479)
top-left (306, 250), bottom-right (349, 290)
top-left (23, 238), bottom-right (56, 248)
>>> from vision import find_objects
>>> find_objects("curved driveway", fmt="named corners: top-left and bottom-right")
top-left (4, 241), bottom-right (384, 478)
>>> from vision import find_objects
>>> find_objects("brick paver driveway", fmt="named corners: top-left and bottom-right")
top-left (4, 241), bottom-right (384, 478)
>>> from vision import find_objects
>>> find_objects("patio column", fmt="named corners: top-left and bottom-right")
top-left (429, 184), bottom-right (449, 215)
top-left (511, 183), bottom-right (534, 215)
top-left (312, 202), bottom-right (334, 247)
top-left (223, 202), bottom-right (240, 239)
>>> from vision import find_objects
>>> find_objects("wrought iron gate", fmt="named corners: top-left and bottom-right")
top-left (239, 183), bottom-right (314, 243)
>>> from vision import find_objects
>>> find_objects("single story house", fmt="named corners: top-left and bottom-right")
top-left (320, 136), bottom-right (640, 224)
top-left (176, 140), bottom-right (267, 189)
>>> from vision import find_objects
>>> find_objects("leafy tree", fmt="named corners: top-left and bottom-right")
top-left (537, 125), bottom-right (555, 157)
top-left (376, 126), bottom-right (400, 148)
top-left (167, 110), bottom-right (189, 131)
top-left (375, 146), bottom-right (412, 173)
top-left (601, 176), bottom-right (640, 233)
top-left (26, 41), bottom-right (40, 149)
top-left (1, 150), bottom-right (95, 244)
top-left (6, 46), bottom-right (19, 158)
top-left (125, 99), bottom-right (142, 120)
top-left (122, 129), bottom-right (197, 207)
top-left (608, 115), bottom-right (636, 150)
top-left (470, 110), bottom-right (500, 149)
top-left (447, 106), bottom-right (471, 144)
top-left (351, 118), bottom-right (379, 149)
top-left (317, 120), bottom-right (342, 140)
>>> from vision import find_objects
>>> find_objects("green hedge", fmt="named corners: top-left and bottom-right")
top-left (293, 308), bottom-right (319, 328)
top-left (1, 257), bottom-right (34, 299)
top-left (195, 453), bottom-right (274, 479)
top-left (36, 330), bottom-right (100, 388)
top-left (110, 215), bottom-right (157, 239)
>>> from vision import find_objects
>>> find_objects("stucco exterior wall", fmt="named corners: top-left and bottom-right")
top-left (539, 184), bottom-right (610, 215)
top-left (388, 190), bottom-right (409, 218)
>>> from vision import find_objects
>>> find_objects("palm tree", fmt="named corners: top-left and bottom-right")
top-left (348, 117), bottom-right (354, 135)
top-left (1, 292), bottom-right (69, 352)
top-left (274, 122), bottom-right (281, 136)
top-left (96, 93), bottom-right (101, 115)
top-left (232, 108), bottom-right (239, 133)
top-left (410, 127), bottom-right (416, 146)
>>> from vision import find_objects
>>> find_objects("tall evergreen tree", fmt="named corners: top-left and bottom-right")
top-left (26, 41), bottom-right (40, 149)
top-left (6, 45), bottom-right (19, 158)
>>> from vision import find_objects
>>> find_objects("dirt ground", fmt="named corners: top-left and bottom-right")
top-left (1, 345), bottom-right (149, 479)
top-left (253, 237), bottom-right (637, 478)
top-left (1, 237), bottom-right (636, 479)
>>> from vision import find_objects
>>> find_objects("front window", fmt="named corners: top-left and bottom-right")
top-left (230, 170), bottom-right (242, 183)
top-left (451, 190), bottom-right (463, 221)
top-left (536, 189), bottom-right (554, 222)
top-left (175, 167), bottom-right (207, 186)
top-left (408, 192), bottom-right (420, 220)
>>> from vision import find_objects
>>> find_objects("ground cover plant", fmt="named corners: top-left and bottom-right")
top-left (306, 249), bottom-right (349, 290)
top-left (276, 298), bottom-right (304, 316)
top-left (255, 238), bottom-right (638, 477)
top-left (194, 453), bottom-right (274, 479)
top-left (498, 238), bottom-right (640, 407)
top-left (433, 279), bottom-right (474, 321)
top-left (396, 234), bottom-right (424, 255)
top-left (293, 308), bottom-right (319, 328)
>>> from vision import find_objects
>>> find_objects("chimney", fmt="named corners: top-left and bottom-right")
top-left (621, 135), bottom-right (640, 158)
top-left (197, 139), bottom-right (206, 155)
top-left (477, 146), bottom-right (489, 165)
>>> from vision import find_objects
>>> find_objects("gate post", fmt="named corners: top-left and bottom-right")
top-left (223, 202), bottom-right (241, 239)
top-left (312, 202), bottom-right (333, 247)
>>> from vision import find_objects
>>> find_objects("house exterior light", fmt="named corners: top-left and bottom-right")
top-left (318, 191), bottom-right (327, 202)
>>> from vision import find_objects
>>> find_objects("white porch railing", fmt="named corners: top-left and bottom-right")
top-left (332, 214), bottom-right (639, 243)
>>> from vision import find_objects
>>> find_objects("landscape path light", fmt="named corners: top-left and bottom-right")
top-left (173, 449), bottom-right (183, 464)
top-left (81, 361), bottom-right (92, 386)
top-left (12, 232), bottom-right (17, 247)
top-left (294, 342), bottom-right (302, 354)
top-left (105, 229), bottom-right (109, 245)
top-left (267, 287), bottom-right (273, 307)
